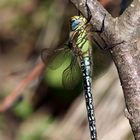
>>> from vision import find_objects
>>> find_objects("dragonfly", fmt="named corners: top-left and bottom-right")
top-left (41, 1), bottom-right (107, 140)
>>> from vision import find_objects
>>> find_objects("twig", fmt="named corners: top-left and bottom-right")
top-left (0, 62), bottom-right (45, 112)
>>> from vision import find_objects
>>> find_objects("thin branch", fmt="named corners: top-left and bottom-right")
top-left (0, 62), bottom-right (45, 112)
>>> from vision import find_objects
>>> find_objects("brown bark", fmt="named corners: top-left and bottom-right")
top-left (70, 0), bottom-right (140, 139)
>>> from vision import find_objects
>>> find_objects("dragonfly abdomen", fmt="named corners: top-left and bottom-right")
top-left (80, 56), bottom-right (97, 140)
top-left (70, 15), bottom-right (97, 139)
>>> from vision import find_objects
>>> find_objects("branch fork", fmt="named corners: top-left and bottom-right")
top-left (71, 0), bottom-right (140, 139)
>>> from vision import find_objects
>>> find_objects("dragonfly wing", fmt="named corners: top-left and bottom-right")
top-left (62, 57), bottom-right (81, 89)
top-left (41, 47), bottom-right (71, 69)
top-left (88, 32), bottom-right (112, 78)
top-left (41, 48), bottom-right (54, 64)
top-left (89, 32), bottom-right (107, 50)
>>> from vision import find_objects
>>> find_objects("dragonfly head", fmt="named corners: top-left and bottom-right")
top-left (70, 16), bottom-right (87, 31)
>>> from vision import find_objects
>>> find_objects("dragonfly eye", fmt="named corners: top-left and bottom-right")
top-left (71, 19), bottom-right (80, 31)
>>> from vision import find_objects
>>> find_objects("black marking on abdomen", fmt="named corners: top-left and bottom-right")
top-left (80, 56), bottom-right (97, 140)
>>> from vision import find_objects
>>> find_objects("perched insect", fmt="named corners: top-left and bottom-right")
top-left (41, 1), bottom-right (107, 140)
top-left (42, 16), bottom-right (97, 140)
top-left (69, 15), bottom-right (97, 140)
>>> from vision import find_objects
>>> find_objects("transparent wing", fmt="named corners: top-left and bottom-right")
top-left (89, 31), bottom-right (107, 50)
top-left (88, 31), bottom-right (112, 78)
top-left (41, 47), bottom-right (71, 69)
top-left (62, 56), bottom-right (81, 89)
top-left (41, 48), bottom-right (54, 64)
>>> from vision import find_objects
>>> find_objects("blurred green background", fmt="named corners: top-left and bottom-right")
top-left (0, 0), bottom-right (134, 140)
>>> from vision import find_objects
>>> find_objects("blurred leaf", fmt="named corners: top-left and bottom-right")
top-left (13, 99), bottom-right (33, 119)
top-left (16, 116), bottom-right (53, 140)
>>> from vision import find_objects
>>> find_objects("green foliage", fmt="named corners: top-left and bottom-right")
top-left (16, 116), bottom-right (53, 140)
top-left (13, 99), bottom-right (33, 119)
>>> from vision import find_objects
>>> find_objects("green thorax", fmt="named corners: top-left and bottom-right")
top-left (70, 16), bottom-right (91, 58)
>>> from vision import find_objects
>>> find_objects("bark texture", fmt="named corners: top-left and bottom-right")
top-left (70, 0), bottom-right (140, 139)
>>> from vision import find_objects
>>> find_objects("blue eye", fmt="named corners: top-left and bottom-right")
top-left (71, 20), bottom-right (80, 30)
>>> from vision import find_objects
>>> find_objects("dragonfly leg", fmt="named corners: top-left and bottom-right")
top-left (93, 39), bottom-right (106, 51)
top-left (105, 41), bottom-right (125, 50)
top-left (93, 33), bottom-right (125, 51)
top-left (91, 15), bottom-right (124, 50)
top-left (77, 0), bottom-right (92, 23)
top-left (96, 39), bottom-right (125, 51)
top-left (92, 14), bottom-right (106, 33)
top-left (85, 0), bottom-right (92, 24)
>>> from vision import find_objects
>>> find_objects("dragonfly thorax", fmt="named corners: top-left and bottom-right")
top-left (69, 15), bottom-right (91, 58)
top-left (70, 16), bottom-right (87, 31)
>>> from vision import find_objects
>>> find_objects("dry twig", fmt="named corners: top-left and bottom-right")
top-left (0, 62), bottom-right (45, 112)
